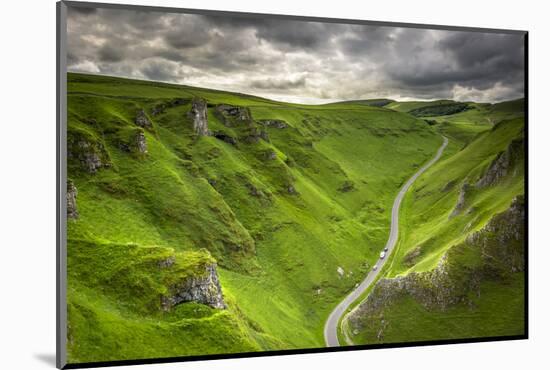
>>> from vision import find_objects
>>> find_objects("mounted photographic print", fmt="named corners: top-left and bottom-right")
top-left (56, 1), bottom-right (528, 368)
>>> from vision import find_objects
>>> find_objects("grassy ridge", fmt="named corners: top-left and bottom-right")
top-left (66, 72), bottom-right (443, 362)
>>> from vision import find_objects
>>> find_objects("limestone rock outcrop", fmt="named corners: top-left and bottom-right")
top-left (67, 180), bottom-right (79, 220)
top-left (68, 133), bottom-right (110, 174)
top-left (189, 97), bottom-right (210, 136)
top-left (477, 138), bottom-right (524, 187)
top-left (161, 263), bottom-right (226, 310)
top-left (135, 131), bottom-right (148, 154)
top-left (214, 104), bottom-right (252, 126)
top-left (450, 183), bottom-right (471, 217)
top-left (135, 109), bottom-right (153, 129)
top-left (216, 104), bottom-right (252, 127)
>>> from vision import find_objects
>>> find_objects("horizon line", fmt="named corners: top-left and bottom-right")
top-left (66, 70), bottom-right (525, 107)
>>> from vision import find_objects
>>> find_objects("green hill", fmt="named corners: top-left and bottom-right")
top-left (66, 72), bottom-right (448, 363)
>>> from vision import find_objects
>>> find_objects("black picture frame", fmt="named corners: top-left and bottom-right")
top-left (56, 1), bottom-right (529, 368)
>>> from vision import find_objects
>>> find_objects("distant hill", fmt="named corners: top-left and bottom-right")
top-left (490, 98), bottom-right (525, 114)
top-left (385, 99), bottom-right (457, 113)
top-left (328, 98), bottom-right (395, 107)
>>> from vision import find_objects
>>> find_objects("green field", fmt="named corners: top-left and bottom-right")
top-left (65, 72), bottom-right (525, 363)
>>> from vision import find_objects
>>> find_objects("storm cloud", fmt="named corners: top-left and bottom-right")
top-left (66, 5), bottom-right (525, 104)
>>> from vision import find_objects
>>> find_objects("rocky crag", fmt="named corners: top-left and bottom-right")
top-left (67, 131), bottom-right (110, 174)
top-left (477, 138), bottom-right (524, 187)
top-left (449, 137), bottom-right (523, 218)
top-left (67, 180), bottom-right (79, 219)
top-left (116, 129), bottom-right (148, 155)
top-left (215, 104), bottom-right (252, 126)
top-left (186, 99), bottom-right (283, 147)
top-left (135, 109), bottom-right (153, 129)
top-left (189, 97), bottom-right (210, 136)
top-left (161, 263), bottom-right (226, 310)
top-left (450, 183), bottom-right (472, 217)
top-left (135, 130), bottom-right (148, 154)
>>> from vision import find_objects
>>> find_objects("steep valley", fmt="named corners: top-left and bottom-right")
top-left (65, 72), bottom-right (525, 363)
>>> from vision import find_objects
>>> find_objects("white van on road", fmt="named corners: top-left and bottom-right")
top-left (380, 251), bottom-right (386, 259)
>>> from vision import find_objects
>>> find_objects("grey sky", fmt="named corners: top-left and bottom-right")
top-left (67, 6), bottom-right (525, 104)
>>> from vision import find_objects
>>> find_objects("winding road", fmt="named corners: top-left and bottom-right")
top-left (324, 135), bottom-right (448, 347)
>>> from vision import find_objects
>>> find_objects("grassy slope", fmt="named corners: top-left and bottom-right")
top-left (66, 73), bottom-right (443, 363)
top-left (344, 99), bottom-right (525, 344)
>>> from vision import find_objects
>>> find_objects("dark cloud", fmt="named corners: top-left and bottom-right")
top-left (98, 43), bottom-right (125, 62)
top-left (339, 25), bottom-right (397, 57)
top-left (140, 60), bottom-right (182, 82)
top-left (67, 52), bottom-right (79, 66)
top-left (382, 30), bottom-right (524, 98)
top-left (155, 49), bottom-right (187, 63)
top-left (201, 15), bottom-right (344, 50)
top-left (163, 15), bottom-right (212, 49)
top-left (66, 5), bottom-right (525, 103)
top-left (440, 32), bottom-right (524, 69)
top-left (165, 33), bottom-right (209, 49)
top-left (255, 21), bottom-right (338, 50)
